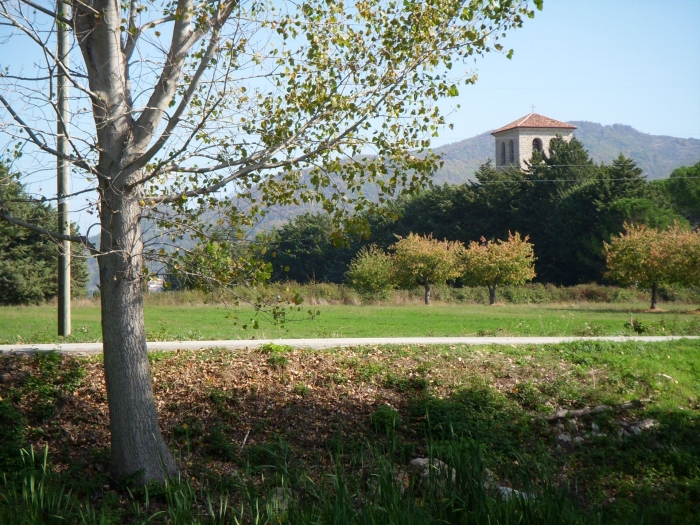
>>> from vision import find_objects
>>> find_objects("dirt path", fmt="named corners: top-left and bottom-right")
top-left (1, 335), bottom-right (698, 355)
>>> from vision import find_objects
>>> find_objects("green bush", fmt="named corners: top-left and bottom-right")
top-left (260, 343), bottom-right (292, 370)
top-left (344, 245), bottom-right (395, 300)
top-left (369, 405), bottom-right (402, 434)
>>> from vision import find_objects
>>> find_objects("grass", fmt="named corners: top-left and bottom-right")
top-left (1, 302), bottom-right (699, 344)
top-left (0, 339), bottom-right (699, 523)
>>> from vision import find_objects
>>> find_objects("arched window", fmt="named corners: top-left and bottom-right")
top-left (500, 142), bottom-right (506, 165)
top-left (532, 138), bottom-right (543, 153)
top-left (508, 140), bottom-right (514, 164)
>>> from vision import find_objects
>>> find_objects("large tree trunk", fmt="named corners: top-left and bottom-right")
top-left (488, 284), bottom-right (497, 305)
top-left (650, 282), bottom-right (659, 310)
top-left (98, 185), bottom-right (177, 482)
top-left (424, 279), bottom-right (431, 305)
top-left (74, 0), bottom-right (179, 482)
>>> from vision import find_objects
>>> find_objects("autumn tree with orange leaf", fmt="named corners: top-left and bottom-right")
top-left (391, 233), bottom-right (463, 305)
top-left (604, 224), bottom-right (700, 310)
top-left (461, 232), bottom-right (536, 305)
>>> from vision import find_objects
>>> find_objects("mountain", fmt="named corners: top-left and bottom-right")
top-left (432, 121), bottom-right (700, 183)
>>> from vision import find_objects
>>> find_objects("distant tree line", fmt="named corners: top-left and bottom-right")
top-left (260, 139), bottom-right (699, 287)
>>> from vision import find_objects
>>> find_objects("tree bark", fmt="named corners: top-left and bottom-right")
top-left (650, 282), bottom-right (659, 310)
top-left (424, 280), bottom-right (431, 305)
top-left (73, 0), bottom-right (178, 482)
top-left (98, 184), bottom-right (177, 482)
top-left (488, 284), bottom-right (497, 305)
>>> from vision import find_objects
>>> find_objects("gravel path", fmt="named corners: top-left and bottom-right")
top-left (1, 335), bottom-right (698, 355)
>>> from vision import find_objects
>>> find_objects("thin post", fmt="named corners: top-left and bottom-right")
top-left (57, 0), bottom-right (71, 336)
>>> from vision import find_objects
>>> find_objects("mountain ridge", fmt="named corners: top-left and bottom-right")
top-left (432, 120), bottom-right (700, 183)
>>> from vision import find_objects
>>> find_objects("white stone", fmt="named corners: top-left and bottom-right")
top-left (409, 458), bottom-right (456, 482)
top-left (637, 419), bottom-right (657, 431)
top-left (498, 486), bottom-right (535, 501)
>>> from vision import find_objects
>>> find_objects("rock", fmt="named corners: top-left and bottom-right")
top-left (557, 433), bottom-right (572, 443)
top-left (392, 468), bottom-right (411, 494)
top-left (591, 422), bottom-right (600, 433)
top-left (573, 437), bottom-right (585, 444)
top-left (637, 419), bottom-right (657, 431)
top-left (630, 426), bottom-right (642, 435)
top-left (483, 468), bottom-right (496, 490)
top-left (0, 372), bottom-right (10, 384)
top-left (616, 427), bottom-right (630, 438)
top-left (409, 458), bottom-right (456, 483)
top-left (497, 486), bottom-right (535, 501)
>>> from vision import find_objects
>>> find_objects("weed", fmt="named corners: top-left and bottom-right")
top-left (260, 343), bottom-right (292, 370)
top-left (292, 383), bottom-right (309, 397)
top-left (369, 405), bottom-right (402, 434)
top-left (349, 360), bottom-right (386, 382)
top-left (9, 352), bottom-right (85, 423)
top-left (258, 343), bottom-right (293, 354)
top-left (384, 371), bottom-right (429, 392)
top-left (627, 317), bottom-right (648, 334)
top-left (0, 400), bottom-right (26, 473)
top-left (204, 424), bottom-right (237, 461)
top-left (207, 388), bottom-right (238, 417)
top-left (509, 381), bottom-right (546, 411)
top-left (267, 353), bottom-right (289, 370)
top-left (245, 439), bottom-right (293, 470)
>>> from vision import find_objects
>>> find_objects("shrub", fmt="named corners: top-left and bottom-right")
top-left (369, 405), bottom-right (402, 434)
top-left (344, 245), bottom-right (395, 301)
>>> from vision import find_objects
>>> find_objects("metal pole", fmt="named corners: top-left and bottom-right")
top-left (57, 0), bottom-right (71, 336)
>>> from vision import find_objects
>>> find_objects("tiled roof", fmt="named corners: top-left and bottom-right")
top-left (491, 113), bottom-right (577, 135)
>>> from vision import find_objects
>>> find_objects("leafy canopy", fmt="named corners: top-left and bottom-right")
top-left (391, 233), bottom-right (463, 287)
top-left (461, 232), bottom-right (535, 288)
top-left (604, 223), bottom-right (698, 289)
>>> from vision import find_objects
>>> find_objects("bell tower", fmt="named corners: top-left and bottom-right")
top-left (491, 113), bottom-right (576, 168)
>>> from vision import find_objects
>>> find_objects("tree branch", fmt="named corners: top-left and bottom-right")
top-left (0, 208), bottom-right (99, 255)
top-left (0, 93), bottom-right (106, 180)
top-left (129, 0), bottom-right (237, 156)
top-left (19, 0), bottom-right (72, 25)
top-left (0, 8), bottom-right (99, 102)
top-left (124, 17), bottom-right (228, 177)
top-left (124, 0), bottom-right (219, 61)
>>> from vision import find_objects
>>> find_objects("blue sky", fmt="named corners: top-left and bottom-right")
top-left (433, 0), bottom-right (700, 144)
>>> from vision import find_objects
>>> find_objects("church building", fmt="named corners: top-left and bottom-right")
top-left (491, 113), bottom-right (576, 168)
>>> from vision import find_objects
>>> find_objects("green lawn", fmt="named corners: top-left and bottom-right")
top-left (2, 302), bottom-right (699, 343)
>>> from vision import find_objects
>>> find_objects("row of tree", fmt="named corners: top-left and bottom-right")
top-left (346, 232), bottom-right (535, 305)
top-left (261, 145), bottom-right (700, 286)
top-left (343, 225), bottom-right (700, 310)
